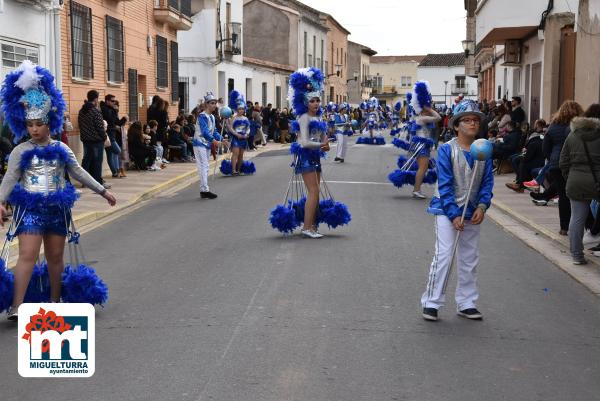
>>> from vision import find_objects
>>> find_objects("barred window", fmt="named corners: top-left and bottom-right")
top-left (106, 16), bottom-right (124, 83)
top-left (70, 2), bottom-right (93, 80)
top-left (170, 41), bottom-right (178, 102)
top-left (156, 36), bottom-right (168, 88)
top-left (128, 69), bottom-right (138, 122)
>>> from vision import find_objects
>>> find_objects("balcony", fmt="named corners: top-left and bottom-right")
top-left (154, 0), bottom-right (192, 31)
top-left (475, 0), bottom-right (547, 46)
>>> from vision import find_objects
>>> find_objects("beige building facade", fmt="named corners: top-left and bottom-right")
top-left (323, 15), bottom-right (350, 104)
top-left (369, 55), bottom-right (424, 106)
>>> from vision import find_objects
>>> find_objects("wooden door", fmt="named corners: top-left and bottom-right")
top-left (558, 25), bottom-right (576, 105)
top-left (530, 62), bottom-right (542, 124)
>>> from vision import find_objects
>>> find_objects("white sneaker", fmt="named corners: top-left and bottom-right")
top-left (7, 306), bottom-right (17, 321)
top-left (301, 229), bottom-right (324, 239)
top-left (162, 159), bottom-right (170, 164)
top-left (412, 191), bottom-right (426, 199)
top-left (583, 231), bottom-right (599, 245)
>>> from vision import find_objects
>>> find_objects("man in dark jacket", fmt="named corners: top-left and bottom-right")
top-left (78, 90), bottom-right (109, 187)
top-left (510, 96), bottom-right (526, 128)
top-left (506, 130), bottom-right (545, 191)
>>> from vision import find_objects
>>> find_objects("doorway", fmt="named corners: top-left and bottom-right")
top-left (137, 74), bottom-right (147, 123)
top-left (558, 25), bottom-right (576, 106)
top-left (530, 62), bottom-right (542, 124)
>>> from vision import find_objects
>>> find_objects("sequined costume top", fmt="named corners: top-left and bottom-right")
top-left (0, 140), bottom-right (105, 208)
top-left (294, 113), bottom-right (326, 174)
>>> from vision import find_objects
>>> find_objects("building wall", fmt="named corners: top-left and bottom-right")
top-left (0, 0), bottom-right (59, 80)
top-left (60, 0), bottom-right (181, 159)
top-left (347, 41), bottom-right (372, 105)
top-left (324, 17), bottom-right (348, 104)
top-left (417, 66), bottom-right (478, 106)
top-left (297, 19), bottom-right (327, 72)
top-left (243, 0), bottom-right (297, 67)
top-left (574, 0), bottom-right (600, 109)
top-left (370, 60), bottom-right (419, 98)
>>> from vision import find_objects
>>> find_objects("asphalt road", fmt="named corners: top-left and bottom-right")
top-left (1, 138), bottom-right (599, 401)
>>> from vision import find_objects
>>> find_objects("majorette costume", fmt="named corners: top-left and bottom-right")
top-left (326, 102), bottom-right (338, 143)
top-left (378, 105), bottom-right (389, 132)
top-left (268, 67), bottom-right (351, 235)
top-left (390, 101), bottom-right (402, 137)
top-left (356, 97), bottom-right (385, 145)
top-left (0, 61), bottom-right (108, 313)
top-left (220, 90), bottom-right (255, 176)
top-left (388, 82), bottom-right (440, 189)
top-left (421, 100), bottom-right (494, 318)
top-left (333, 103), bottom-right (353, 162)
top-left (194, 92), bottom-right (223, 197)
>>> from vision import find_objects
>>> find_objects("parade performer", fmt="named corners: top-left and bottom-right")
top-left (194, 92), bottom-right (226, 199)
top-left (0, 61), bottom-right (116, 320)
top-left (334, 103), bottom-right (353, 163)
top-left (326, 102), bottom-right (338, 143)
top-left (268, 67), bottom-right (351, 238)
top-left (408, 81), bottom-right (441, 199)
top-left (357, 98), bottom-right (385, 145)
top-left (421, 100), bottom-right (494, 322)
top-left (224, 90), bottom-right (255, 176)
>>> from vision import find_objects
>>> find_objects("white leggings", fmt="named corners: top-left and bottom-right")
top-left (193, 146), bottom-right (211, 193)
top-left (336, 133), bottom-right (347, 159)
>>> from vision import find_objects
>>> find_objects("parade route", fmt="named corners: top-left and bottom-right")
top-left (1, 141), bottom-right (599, 401)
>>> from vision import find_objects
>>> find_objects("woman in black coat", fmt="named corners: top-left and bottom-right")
top-left (531, 101), bottom-right (584, 235)
top-left (128, 122), bottom-right (157, 170)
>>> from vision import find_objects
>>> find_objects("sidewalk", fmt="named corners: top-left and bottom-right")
top-left (488, 173), bottom-right (600, 295)
top-left (1, 143), bottom-right (284, 254)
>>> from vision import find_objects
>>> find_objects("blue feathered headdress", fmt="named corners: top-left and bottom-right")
top-left (368, 97), bottom-right (379, 110)
top-left (394, 101), bottom-right (402, 112)
top-left (326, 102), bottom-right (338, 113)
top-left (288, 67), bottom-right (324, 116)
top-left (229, 90), bottom-right (246, 111)
top-left (0, 60), bottom-right (65, 143)
top-left (360, 101), bottom-right (368, 110)
top-left (410, 81), bottom-right (432, 115)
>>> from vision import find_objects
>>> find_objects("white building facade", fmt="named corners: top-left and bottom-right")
top-left (417, 53), bottom-right (477, 108)
top-left (0, 0), bottom-right (62, 82)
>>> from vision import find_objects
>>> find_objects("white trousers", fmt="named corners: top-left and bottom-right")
top-left (421, 215), bottom-right (481, 311)
top-left (336, 133), bottom-right (347, 159)
top-left (193, 146), bottom-right (211, 193)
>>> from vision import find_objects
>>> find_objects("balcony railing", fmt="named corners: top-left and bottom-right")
top-left (154, 0), bottom-right (192, 30)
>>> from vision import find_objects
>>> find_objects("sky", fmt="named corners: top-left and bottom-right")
top-left (297, 0), bottom-right (467, 56)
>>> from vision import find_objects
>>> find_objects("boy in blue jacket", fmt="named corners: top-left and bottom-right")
top-left (421, 100), bottom-right (494, 321)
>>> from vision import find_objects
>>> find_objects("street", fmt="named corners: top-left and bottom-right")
top-left (1, 141), bottom-right (599, 401)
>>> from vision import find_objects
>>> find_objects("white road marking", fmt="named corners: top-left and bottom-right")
top-left (326, 180), bottom-right (393, 186)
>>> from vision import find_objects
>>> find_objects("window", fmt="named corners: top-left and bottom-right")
top-left (128, 69), bottom-right (138, 122)
top-left (171, 41), bottom-right (179, 101)
top-left (156, 36), bottom-right (168, 88)
top-left (316, 58), bottom-right (321, 70)
top-left (106, 16), bottom-right (124, 83)
top-left (262, 82), bottom-right (267, 106)
top-left (401, 76), bottom-right (412, 87)
top-left (70, 2), bottom-right (93, 80)
top-left (276, 86), bottom-right (281, 109)
top-left (303, 32), bottom-right (307, 68)
top-left (308, 54), bottom-right (313, 67)
top-left (1, 42), bottom-right (38, 73)
top-left (455, 75), bottom-right (466, 89)
top-left (313, 35), bottom-right (316, 66)
top-left (320, 40), bottom-right (324, 71)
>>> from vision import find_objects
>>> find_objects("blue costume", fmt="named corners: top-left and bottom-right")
top-left (194, 93), bottom-right (223, 195)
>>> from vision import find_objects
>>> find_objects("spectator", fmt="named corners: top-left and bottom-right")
top-left (270, 108), bottom-right (279, 142)
top-left (262, 103), bottom-right (272, 140)
top-left (279, 108), bottom-right (290, 144)
top-left (493, 120), bottom-right (521, 160)
top-left (100, 94), bottom-right (127, 178)
top-left (560, 104), bottom-right (600, 264)
top-left (177, 115), bottom-right (194, 158)
top-left (489, 104), bottom-right (511, 137)
top-left (168, 124), bottom-right (190, 161)
top-left (128, 121), bottom-right (157, 170)
top-left (78, 90), bottom-right (110, 188)
top-left (147, 120), bottom-right (167, 167)
top-left (531, 100), bottom-right (584, 235)
top-left (506, 119), bottom-right (546, 192)
top-left (510, 96), bottom-right (526, 128)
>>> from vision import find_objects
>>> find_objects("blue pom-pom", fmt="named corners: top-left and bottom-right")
top-left (220, 160), bottom-right (233, 175)
top-left (388, 169), bottom-right (416, 188)
top-left (269, 204), bottom-right (300, 234)
top-left (24, 262), bottom-right (51, 303)
top-left (0, 260), bottom-right (14, 313)
top-left (392, 137), bottom-right (411, 150)
top-left (293, 197), bottom-right (307, 223)
top-left (318, 199), bottom-right (351, 229)
top-left (61, 264), bottom-right (108, 305)
top-left (240, 160), bottom-right (256, 175)
top-left (356, 137), bottom-right (386, 145)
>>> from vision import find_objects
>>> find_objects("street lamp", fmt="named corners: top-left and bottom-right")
top-left (327, 64), bottom-right (343, 78)
top-left (444, 80), bottom-right (448, 107)
top-left (462, 39), bottom-right (475, 58)
top-left (346, 71), bottom-right (358, 83)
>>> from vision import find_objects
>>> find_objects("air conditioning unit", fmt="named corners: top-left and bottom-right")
top-left (504, 40), bottom-right (521, 64)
